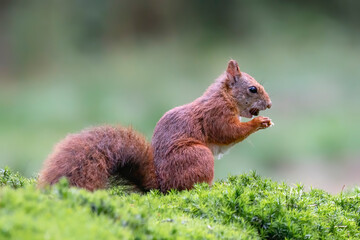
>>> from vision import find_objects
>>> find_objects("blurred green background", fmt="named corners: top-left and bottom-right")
top-left (1, 0), bottom-right (359, 193)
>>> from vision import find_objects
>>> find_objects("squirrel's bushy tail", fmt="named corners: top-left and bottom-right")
top-left (38, 125), bottom-right (159, 191)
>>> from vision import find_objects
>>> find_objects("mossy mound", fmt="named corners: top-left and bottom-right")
top-left (1, 167), bottom-right (359, 239)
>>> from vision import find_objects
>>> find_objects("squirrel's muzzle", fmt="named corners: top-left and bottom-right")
top-left (266, 101), bottom-right (272, 109)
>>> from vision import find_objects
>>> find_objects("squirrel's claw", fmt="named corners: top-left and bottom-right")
top-left (269, 121), bottom-right (274, 127)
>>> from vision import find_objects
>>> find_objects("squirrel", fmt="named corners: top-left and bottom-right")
top-left (38, 60), bottom-right (273, 193)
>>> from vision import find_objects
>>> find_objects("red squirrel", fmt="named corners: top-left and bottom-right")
top-left (38, 60), bottom-right (273, 193)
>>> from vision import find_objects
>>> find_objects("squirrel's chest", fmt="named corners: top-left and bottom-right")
top-left (206, 116), bottom-right (241, 159)
top-left (207, 143), bottom-right (234, 160)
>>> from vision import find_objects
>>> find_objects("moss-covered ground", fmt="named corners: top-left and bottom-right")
top-left (1, 167), bottom-right (360, 239)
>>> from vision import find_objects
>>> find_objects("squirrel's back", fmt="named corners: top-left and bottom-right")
top-left (38, 125), bottom-right (158, 191)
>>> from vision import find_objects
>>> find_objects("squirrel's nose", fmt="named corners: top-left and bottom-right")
top-left (266, 101), bottom-right (272, 109)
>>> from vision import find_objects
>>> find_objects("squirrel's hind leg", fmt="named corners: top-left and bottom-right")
top-left (158, 143), bottom-right (214, 193)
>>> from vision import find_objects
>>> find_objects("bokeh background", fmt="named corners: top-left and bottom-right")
top-left (1, 0), bottom-right (359, 193)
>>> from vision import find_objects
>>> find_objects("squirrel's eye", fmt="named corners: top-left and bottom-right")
top-left (249, 86), bottom-right (257, 93)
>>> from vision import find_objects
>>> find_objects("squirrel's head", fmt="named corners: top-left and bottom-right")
top-left (225, 60), bottom-right (272, 118)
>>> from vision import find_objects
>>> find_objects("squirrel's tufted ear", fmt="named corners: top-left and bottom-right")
top-left (226, 60), bottom-right (241, 87)
top-left (226, 59), bottom-right (241, 77)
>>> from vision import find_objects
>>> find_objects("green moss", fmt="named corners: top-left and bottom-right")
top-left (0, 167), bottom-right (35, 188)
top-left (1, 168), bottom-right (360, 239)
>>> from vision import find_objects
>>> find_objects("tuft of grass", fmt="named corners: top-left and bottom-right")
top-left (1, 167), bottom-right (360, 239)
top-left (0, 167), bottom-right (35, 188)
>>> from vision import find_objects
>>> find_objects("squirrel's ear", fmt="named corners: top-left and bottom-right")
top-left (226, 59), bottom-right (241, 78)
top-left (226, 60), bottom-right (241, 87)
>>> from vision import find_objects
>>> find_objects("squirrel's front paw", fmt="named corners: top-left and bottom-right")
top-left (252, 116), bottom-right (274, 130)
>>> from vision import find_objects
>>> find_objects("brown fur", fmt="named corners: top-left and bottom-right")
top-left (153, 60), bottom-right (272, 192)
top-left (38, 60), bottom-right (272, 193)
top-left (38, 126), bottom-right (158, 191)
